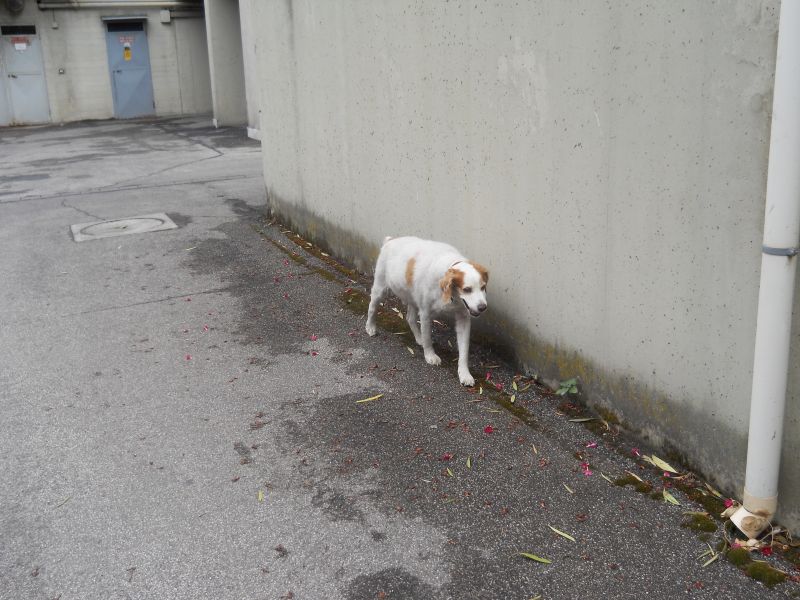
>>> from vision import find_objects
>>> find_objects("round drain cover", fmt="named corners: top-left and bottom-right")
top-left (79, 216), bottom-right (168, 238)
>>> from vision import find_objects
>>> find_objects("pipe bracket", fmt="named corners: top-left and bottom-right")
top-left (762, 245), bottom-right (799, 257)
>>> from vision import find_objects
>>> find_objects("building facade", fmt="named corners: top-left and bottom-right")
top-left (0, 0), bottom-right (211, 125)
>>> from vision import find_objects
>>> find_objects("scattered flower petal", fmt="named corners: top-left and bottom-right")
top-left (203, 324), bottom-right (209, 332)
top-left (580, 462), bottom-right (592, 476)
top-left (484, 425), bottom-right (494, 434)
top-left (185, 354), bottom-right (192, 361)
top-left (631, 448), bottom-right (641, 457)
top-left (724, 498), bottom-right (734, 508)
top-left (761, 546), bottom-right (773, 557)
top-left (310, 334), bottom-right (318, 341)
top-left (441, 453), bottom-right (452, 461)
top-left (310, 351), bottom-right (318, 357)
top-left (485, 372), bottom-right (492, 381)
top-left (585, 442), bottom-right (598, 448)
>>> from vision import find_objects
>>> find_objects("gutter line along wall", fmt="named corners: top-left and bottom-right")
top-left (251, 1), bottom-right (799, 529)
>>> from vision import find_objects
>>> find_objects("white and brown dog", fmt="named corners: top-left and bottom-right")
top-left (366, 236), bottom-right (488, 386)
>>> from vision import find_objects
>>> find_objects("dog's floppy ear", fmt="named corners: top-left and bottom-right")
top-left (469, 261), bottom-right (489, 286)
top-left (440, 268), bottom-right (460, 303)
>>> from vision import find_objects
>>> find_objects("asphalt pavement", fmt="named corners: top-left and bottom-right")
top-left (1, 117), bottom-right (797, 600)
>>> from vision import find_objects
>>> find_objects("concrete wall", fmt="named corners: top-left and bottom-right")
top-left (250, 1), bottom-right (800, 529)
top-left (0, 0), bottom-right (211, 123)
top-left (238, 0), bottom-right (261, 138)
top-left (203, 0), bottom-right (246, 126)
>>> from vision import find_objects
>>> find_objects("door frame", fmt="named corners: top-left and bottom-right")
top-left (102, 16), bottom-right (155, 119)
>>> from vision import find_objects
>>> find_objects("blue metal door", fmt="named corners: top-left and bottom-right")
top-left (105, 22), bottom-right (155, 119)
top-left (0, 28), bottom-right (50, 125)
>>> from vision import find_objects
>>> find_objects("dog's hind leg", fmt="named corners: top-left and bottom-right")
top-left (405, 304), bottom-right (423, 346)
top-left (455, 311), bottom-right (474, 386)
top-left (365, 279), bottom-right (387, 336)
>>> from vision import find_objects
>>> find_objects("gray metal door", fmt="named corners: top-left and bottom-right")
top-left (0, 28), bottom-right (50, 126)
top-left (105, 22), bottom-right (155, 119)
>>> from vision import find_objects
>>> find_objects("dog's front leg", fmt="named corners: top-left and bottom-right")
top-left (419, 309), bottom-right (441, 366)
top-left (455, 311), bottom-right (474, 386)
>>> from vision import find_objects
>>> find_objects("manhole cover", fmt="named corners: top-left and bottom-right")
top-left (70, 213), bottom-right (178, 242)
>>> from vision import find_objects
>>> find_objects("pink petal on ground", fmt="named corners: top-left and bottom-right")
top-left (441, 453), bottom-right (453, 461)
top-left (186, 298), bottom-right (191, 301)
top-left (485, 372), bottom-right (492, 380)
top-left (185, 354), bottom-right (192, 361)
top-left (484, 425), bottom-right (494, 434)
top-left (585, 442), bottom-right (598, 448)
top-left (310, 334), bottom-right (318, 341)
top-left (724, 498), bottom-right (734, 508)
top-left (203, 325), bottom-right (209, 332)
top-left (631, 448), bottom-right (641, 457)
top-left (310, 351), bottom-right (318, 357)
top-left (761, 546), bottom-right (773, 557)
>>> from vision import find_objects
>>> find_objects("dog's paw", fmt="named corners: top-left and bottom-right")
top-left (459, 371), bottom-right (475, 386)
top-left (365, 322), bottom-right (377, 336)
top-left (424, 352), bottom-right (442, 366)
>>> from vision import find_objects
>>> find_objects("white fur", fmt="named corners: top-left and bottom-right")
top-left (365, 236), bottom-right (488, 386)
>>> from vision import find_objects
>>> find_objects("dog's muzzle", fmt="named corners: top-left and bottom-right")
top-left (463, 299), bottom-right (487, 317)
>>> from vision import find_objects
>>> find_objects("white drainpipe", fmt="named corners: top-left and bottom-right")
top-left (731, 0), bottom-right (800, 539)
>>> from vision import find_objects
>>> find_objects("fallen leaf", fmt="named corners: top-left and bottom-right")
top-left (601, 473), bottom-right (614, 483)
top-left (356, 393), bottom-right (384, 404)
top-left (563, 483), bottom-right (574, 494)
top-left (407, 347), bottom-right (415, 355)
top-left (702, 553), bottom-right (720, 567)
top-left (647, 455), bottom-right (678, 474)
top-left (446, 468), bottom-right (454, 477)
top-left (548, 525), bottom-right (576, 542)
top-left (466, 456), bottom-right (472, 469)
top-left (663, 489), bottom-right (680, 505)
top-left (519, 553), bottom-right (551, 564)
top-left (569, 418), bottom-right (595, 423)
top-left (624, 470), bottom-right (644, 482)
top-left (258, 490), bottom-right (265, 502)
top-left (509, 394), bottom-right (516, 404)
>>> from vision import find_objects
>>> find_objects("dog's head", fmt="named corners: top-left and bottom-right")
top-left (440, 261), bottom-right (489, 317)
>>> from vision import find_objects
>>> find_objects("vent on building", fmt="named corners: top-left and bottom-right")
top-left (1, 25), bottom-right (36, 35)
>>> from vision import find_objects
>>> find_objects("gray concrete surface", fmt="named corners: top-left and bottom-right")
top-left (0, 118), bottom-right (797, 599)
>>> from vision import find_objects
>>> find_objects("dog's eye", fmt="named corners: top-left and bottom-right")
top-left (462, 286), bottom-right (472, 293)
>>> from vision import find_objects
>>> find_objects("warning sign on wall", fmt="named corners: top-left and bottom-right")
top-left (118, 35), bottom-right (134, 45)
top-left (11, 36), bottom-right (29, 51)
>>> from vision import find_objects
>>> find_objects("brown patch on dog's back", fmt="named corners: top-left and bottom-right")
top-left (469, 261), bottom-right (489, 285)
top-left (405, 257), bottom-right (416, 287)
top-left (439, 268), bottom-right (464, 302)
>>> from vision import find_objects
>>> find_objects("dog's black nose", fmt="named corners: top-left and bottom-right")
top-left (478, 303), bottom-right (487, 312)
